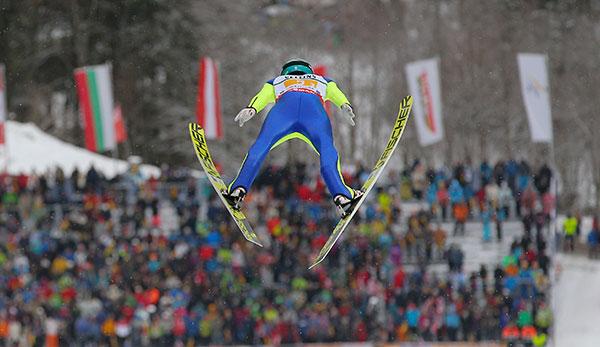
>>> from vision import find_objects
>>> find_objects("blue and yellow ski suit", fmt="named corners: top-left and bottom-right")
top-left (229, 73), bottom-right (354, 199)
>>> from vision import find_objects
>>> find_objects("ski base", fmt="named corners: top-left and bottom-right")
top-left (188, 123), bottom-right (263, 247)
top-left (309, 95), bottom-right (413, 269)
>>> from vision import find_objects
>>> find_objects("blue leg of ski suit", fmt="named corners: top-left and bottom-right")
top-left (229, 91), bottom-right (352, 199)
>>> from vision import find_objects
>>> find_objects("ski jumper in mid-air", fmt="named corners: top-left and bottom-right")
top-left (224, 59), bottom-right (363, 216)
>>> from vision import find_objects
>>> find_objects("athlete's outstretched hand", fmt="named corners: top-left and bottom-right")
top-left (234, 107), bottom-right (256, 127)
top-left (341, 103), bottom-right (356, 126)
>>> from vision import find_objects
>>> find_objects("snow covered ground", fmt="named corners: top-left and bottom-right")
top-left (403, 219), bottom-right (525, 274)
top-left (552, 254), bottom-right (600, 347)
top-left (443, 220), bottom-right (523, 272)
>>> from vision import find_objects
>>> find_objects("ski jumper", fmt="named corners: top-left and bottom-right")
top-left (229, 74), bottom-right (354, 199)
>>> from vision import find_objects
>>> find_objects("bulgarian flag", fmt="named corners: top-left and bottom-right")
top-left (196, 57), bottom-right (222, 139)
top-left (0, 64), bottom-right (6, 147)
top-left (74, 64), bottom-right (116, 152)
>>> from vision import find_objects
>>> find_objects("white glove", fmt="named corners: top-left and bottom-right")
top-left (340, 103), bottom-right (356, 126)
top-left (234, 107), bottom-right (256, 127)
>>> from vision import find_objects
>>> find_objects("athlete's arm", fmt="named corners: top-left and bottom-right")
top-left (325, 81), bottom-right (351, 108)
top-left (247, 83), bottom-right (276, 113)
top-left (325, 81), bottom-right (355, 126)
top-left (235, 82), bottom-right (276, 127)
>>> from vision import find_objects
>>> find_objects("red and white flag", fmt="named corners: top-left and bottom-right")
top-left (114, 103), bottom-right (127, 144)
top-left (0, 64), bottom-right (6, 147)
top-left (196, 57), bottom-right (222, 139)
top-left (313, 64), bottom-right (332, 115)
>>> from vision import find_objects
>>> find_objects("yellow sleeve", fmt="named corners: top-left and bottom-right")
top-left (247, 83), bottom-right (276, 113)
top-left (325, 81), bottom-right (350, 108)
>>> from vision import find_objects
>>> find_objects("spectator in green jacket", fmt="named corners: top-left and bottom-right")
top-left (535, 301), bottom-right (553, 334)
top-left (563, 214), bottom-right (578, 252)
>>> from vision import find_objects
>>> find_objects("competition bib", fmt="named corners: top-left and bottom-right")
top-left (273, 74), bottom-right (328, 100)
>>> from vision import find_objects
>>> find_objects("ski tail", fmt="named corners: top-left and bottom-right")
top-left (309, 96), bottom-right (413, 269)
top-left (188, 123), bottom-right (263, 247)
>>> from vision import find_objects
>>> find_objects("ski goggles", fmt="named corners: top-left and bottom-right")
top-left (281, 64), bottom-right (313, 75)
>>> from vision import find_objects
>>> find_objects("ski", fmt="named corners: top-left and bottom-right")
top-left (188, 123), bottom-right (263, 247)
top-left (309, 95), bottom-right (413, 269)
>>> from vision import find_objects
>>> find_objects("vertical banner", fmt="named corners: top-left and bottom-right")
top-left (74, 64), bottom-right (116, 152)
top-left (313, 64), bottom-right (331, 115)
top-left (0, 64), bottom-right (6, 146)
top-left (114, 103), bottom-right (127, 144)
top-left (405, 58), bottom-right (444, 146)
top-left (196, 57), bottom-right (222, 140)
top-left (517, 53), bottom-right (553, 143)
top-left (0, 64), bottom-right (6, 172)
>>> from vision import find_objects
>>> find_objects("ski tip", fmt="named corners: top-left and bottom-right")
top-left (401, 95), bottom-right (413, 108)
top-left (188, 122), bottom-right (205, 132)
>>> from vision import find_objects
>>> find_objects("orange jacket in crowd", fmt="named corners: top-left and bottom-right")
top-left (453, 203), bottom-right (469, 222)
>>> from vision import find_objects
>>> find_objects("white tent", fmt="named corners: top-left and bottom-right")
top-left (0, 121), bottom-right (160, 178)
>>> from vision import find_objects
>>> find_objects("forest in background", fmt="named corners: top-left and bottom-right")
top-left (0, 0), bottom-right (599, 209)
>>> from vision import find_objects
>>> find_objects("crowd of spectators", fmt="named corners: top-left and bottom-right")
top-left (387, 233), bottom-right (552, 344)
top-left (400, 159), bottom-right (554, 223)
top-left (0, 158), bottom-right (553, 346)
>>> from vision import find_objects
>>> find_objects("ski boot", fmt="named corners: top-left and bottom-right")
top-left (223, 187), bottom-right (247, 210)
top-left (333, 189), bottom-right (364, 217)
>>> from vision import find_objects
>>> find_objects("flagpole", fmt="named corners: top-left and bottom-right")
top-left (3, 122), bottom-right (8, 175)
top-left (543, 53), bottom-right (560, 347)
top-left (112, 66), bottom-right (122, 174)
top-left (0, 64), bottom-right (8, 175)
top-left (1, 126), bottom-right (7, 175)
top-left (106, 61), bottom-right (121, 175)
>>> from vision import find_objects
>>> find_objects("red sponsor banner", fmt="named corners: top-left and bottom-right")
top-left (418, 71), bottom-right (437, 132)
top-left (196, 57), bottom-right (223, 139)
top-left (405, 58), bottom-right (444, 146)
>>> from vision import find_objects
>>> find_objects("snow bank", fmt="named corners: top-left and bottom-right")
top-left (1, 121), bottom-right (160, 178)
top-left (553, 254), bottom-right (600, 347)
